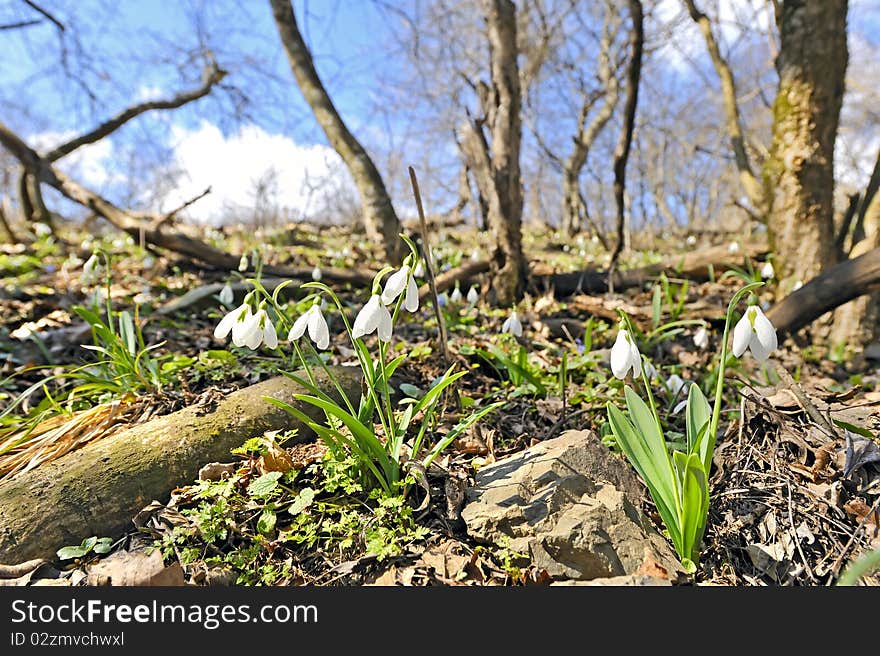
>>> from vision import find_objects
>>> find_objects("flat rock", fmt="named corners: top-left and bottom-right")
top-left (461, 430), bottom-right (682, 582)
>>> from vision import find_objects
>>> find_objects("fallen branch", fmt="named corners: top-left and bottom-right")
top-left (766, 246), bottom-right (880, 336)
top-left (0, 369), bottom-right (361, 563)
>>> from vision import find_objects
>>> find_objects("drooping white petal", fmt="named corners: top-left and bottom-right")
top-left (404, 276), bottom-right (419, 312)
top-left (232, 307), bottom-right (256, 347)
top-left (450, 287), bottom-right (463, 303)
top-left (381, 266), bottom-right (410, 305)
top-left (307, 306), bottom-right (330, 350)
top-left (376, 303), bottom-right (393, 341)
top-left (243, 320), bottom-right (263, 349)
top-left (748, 334), bottom-right (772, 362)
top-left (751, 306), bottom-right (777, 356)
top-left (213, 306), bottom-right (239, 339)
top-left (263, 316), bottom-right (278, 349)
top-left (731, 311), bottom-right (752, 358)
top-left (467, 287), bottom-right (479, 305)
top-left (238, 255), bottom-right (248, 272)
top-left (352, 295), bottom-right (383, 339)
top-left (610, 330), bottom-right (634, 380)
top-left (673, 399), bottom-right (688, 415)
top-left (288, 311), bottom-right (310, 341)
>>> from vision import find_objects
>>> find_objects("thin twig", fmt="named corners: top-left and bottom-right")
top-left (772, 361), bottom-right (836, 439)
top-left (408, 166), bottom-right (450, 364)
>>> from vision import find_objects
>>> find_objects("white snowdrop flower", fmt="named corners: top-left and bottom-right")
top-left (288, 303), bottom-right (330, 350)
top-left (761, 261), bottom-right (774, 279)
top-left (610, 329), bottom-right (642, 380)
top-left (732, 305), bottom-right (777, 362)
top-left (470, 249), bottom-right (480, 261)
top-left (381, 264), bottom-right (418, 312)
top-left (214, 302), bottom-right (254, 347)
top-left (352, 294), bottom-right (393, 341)
top-left (238, 255), bottom-right (248, 272)
top-left (142, 255), bottom-right (156, 269)
top-left (311, 266), bottom-right (322, 282)
top-left (673, 399), bottom-right (688, 415)
top-left (792, 280), bottom-right (803, 291)
top-left (450, 286), bottom-right (463, 303)
top-left (643, 361), bottom-right (658, 380)
top-left (501, 310), bottom-right (523, 337)
top-left (728, 242), bottom-right (740, 254)
top-left (666, 374), bottom-right (685, 396)
top-left (413, 261), bottom-right (425, 278)
top-left (686, 235), bottom-right (697, 246)
top-left (81, 254), bottom-right (101, 285)
top-left (693, 326), bottom-right (709, 350)
top-left (218, 284), bottom-right (234, 307)
top-left (33, 222), bottom-right (52, 237)
top-left (466, 286), bottom-right (479, 305)
top-left (591, 235), bottom-right (599, 244)
top-left (238, 304), bottom-right (278, 350)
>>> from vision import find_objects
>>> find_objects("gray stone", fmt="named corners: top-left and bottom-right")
top-left (461, 430), bottom-right (682, 581)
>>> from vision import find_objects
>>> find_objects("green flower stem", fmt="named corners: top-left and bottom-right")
top-left (705, 281), bottom-right (763, 471)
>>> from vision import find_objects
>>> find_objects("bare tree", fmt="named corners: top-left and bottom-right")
top-left (268, 0), bottom-right (403, 263)
top-left (608, 0), bottom-right (644, 278)
top-left (460, 0), bottom-right (527, 304)
top-left (683, 0), bottom-right (765, 213)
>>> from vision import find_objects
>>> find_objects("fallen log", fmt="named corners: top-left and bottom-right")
top-left (0, 367), bottom-right (361, 563)
top-left (767, 246), bottom-right (880, 336)
top-left (540, 243), bottom-right (766, 296)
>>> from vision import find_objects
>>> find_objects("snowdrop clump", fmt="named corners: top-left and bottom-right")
top-left (603, 281), bottom-right (775, 571)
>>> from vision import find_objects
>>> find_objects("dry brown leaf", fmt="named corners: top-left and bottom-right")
top-left (256, 437), bottom-right (295, 475)
top-left (197, 462), bottom-right (236, 481)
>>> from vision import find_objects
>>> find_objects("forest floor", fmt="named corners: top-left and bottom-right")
top-left (0, 221), bottom-right (878, 586)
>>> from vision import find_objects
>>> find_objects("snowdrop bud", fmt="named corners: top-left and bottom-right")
top-left (450, 286), bottom-right (463, 303)
top-left (610, 329), bottom-right (641, 380)
top-left (413, 261), bottom-right (425, 278)
top-left (686, 235), bottom-right (697, 246)
top-left (238, 255), bottom-right (248, 272)
top-left (312, 266), bottom-right (322, 281)
top-left (81, 254), bottom-right (101, 285)
top-left (470, 249), bottom-right (480, 262)
top-left (501, 309), bottom-right (523, 337)
top-left (33, 222), bottom-right (52, 237)
top-left (792, 280), bottom-right (803, 291)
top-left (466, 286), bottom-right (479, 305)
top-left (761, 261), bottom-right (774, 279)
top-left (732, 305), bottom-right (777, 362)
top-left (728, 242), bottom-right (740, 254)
top-left (693, 326), bottom-right (709, 350)
top-left (219, 284), bottom-right (234, 307)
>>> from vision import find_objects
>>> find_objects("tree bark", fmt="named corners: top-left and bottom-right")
top-left (0, 369), bottom-right (362, 563)
top-left (482, 0), bottom-right (527, 304)
top-left (608, 0), bottom-right (643, 280)
top-left (269, 0), bottom-right (403, 264)
top-left (765, 0), bottom-right (848, 292)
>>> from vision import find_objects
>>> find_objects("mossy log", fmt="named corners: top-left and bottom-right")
top-left (0, 368), bottom-right (361, 564)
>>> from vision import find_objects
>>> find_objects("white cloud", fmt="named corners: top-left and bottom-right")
top-left (162, 121), bottom-right (355, 223)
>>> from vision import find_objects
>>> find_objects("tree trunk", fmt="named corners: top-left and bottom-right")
top-left (483, 0), bottom-right (527, 304)
top-left (608, 0), bottom-right (644, 280)
top-left (0, 370), bottom-right (362, 563)
top-left (765, 0), bottom-right (848, 292)
top-left (269, 0), bottom-right (403, 264)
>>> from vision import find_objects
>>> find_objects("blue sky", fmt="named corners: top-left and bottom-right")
top-left (0, 1), bottom-right (878, 227)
